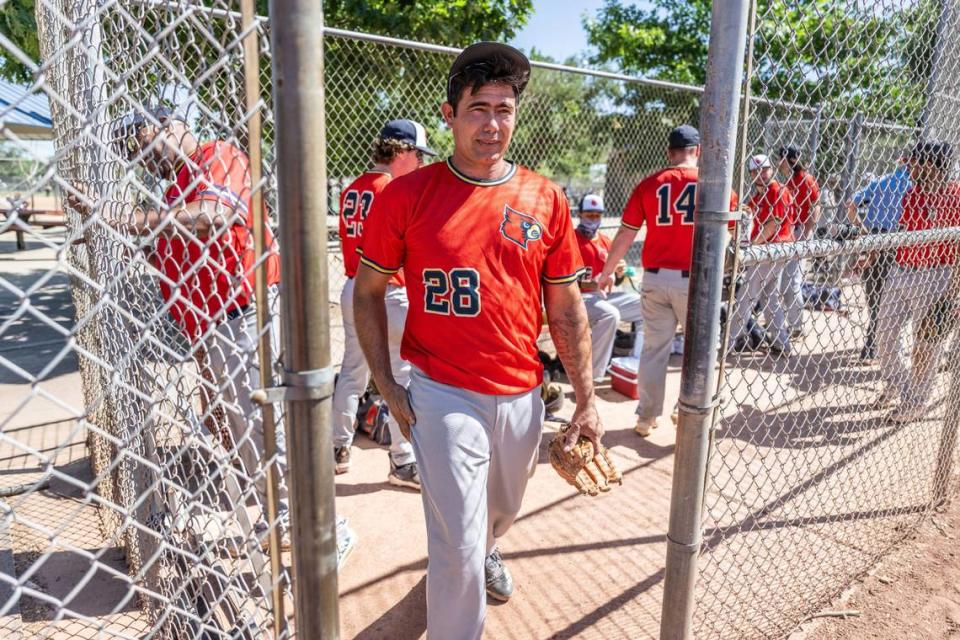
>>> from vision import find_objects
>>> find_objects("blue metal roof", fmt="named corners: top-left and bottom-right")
top-left (0, 79), bottom-right (52, 138)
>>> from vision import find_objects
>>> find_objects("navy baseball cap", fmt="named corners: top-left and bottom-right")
top-left (379, 119), bottom-right (436, 156)
top-left (910, 140), bottom-right (953, 169)
top-left (668, 125), bottom-right (700, 149)
top-left (778, 145), bottom-right (801, 161)
top-left (447, 41), bottom-right (531, 105)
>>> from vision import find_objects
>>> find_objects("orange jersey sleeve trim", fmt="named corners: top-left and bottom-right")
top-left (544, 267), bottom-right (587, 285)
top-left (621, 221), bottom-right (642, 231)
top-left (359, 255), bottom-right (399, 274)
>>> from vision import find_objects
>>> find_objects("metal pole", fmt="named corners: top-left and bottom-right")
top-left (920, 0), bottom-right (952, 138)
top-left (839, 112), bottom-right (863, 207)
top-left (808, 105), bottom-right (822, 175)
top-left (660, 1), bottom-right (751, 639)
top-left (239, 0), bottom-right (286, 635)
top-left (933, 350), bottom-right (960, 506)
top-left (269, 0), bottom-right (340, 637)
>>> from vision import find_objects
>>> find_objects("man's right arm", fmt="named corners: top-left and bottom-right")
top-left (596, 226), bottom-right (639, 289)
top-left (354, 263), bottom-right (416, 436)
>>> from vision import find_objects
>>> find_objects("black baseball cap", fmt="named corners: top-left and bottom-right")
top-left (668, 125), bottom-right (700, 149)
top-left (778, 145), bottom-right (801, 161)
top-left (379, 119), bottom-right (437, 156)
top-left (446, 41), bottom-right (531, 105)
top-left (910, 140), bottom-right (953, 170)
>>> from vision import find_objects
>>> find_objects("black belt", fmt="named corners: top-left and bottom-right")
top-left (646, 268), bottom-right (689, 278)
top-left (225, 304), bottom-right (250, 321)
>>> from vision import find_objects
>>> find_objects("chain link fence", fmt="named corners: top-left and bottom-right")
top-left (5, 0), bottom-right (960, 637)
top-left (694, 1), bottom-right (960, 637)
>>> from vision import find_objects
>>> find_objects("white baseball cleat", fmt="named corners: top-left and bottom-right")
top-left (635, 416), bottom-right (657, 437)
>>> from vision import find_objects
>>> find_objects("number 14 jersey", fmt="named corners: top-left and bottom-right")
top-left (621, 165), bottom-right (737, 271)
top-left (359, 160), bottom-right (584, 395)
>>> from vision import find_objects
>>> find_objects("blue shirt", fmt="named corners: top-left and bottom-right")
top-left (853, 166), bottom-right (911, 231)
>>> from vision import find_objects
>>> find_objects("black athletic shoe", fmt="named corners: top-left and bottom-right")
top-left (334, 445), bottom-right (351, 474)
top-left (485, 548), bottom-right (514, 602)
top-left (387, 460), bottom-right (421, 491)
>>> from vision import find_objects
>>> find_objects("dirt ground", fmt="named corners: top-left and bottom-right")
top-left (4, 226), bottom-right (960, 639)
top-left (791, 497), bottom-right (960, 640)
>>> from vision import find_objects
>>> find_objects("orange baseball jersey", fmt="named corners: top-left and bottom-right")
top-left (359, 160), bottom-right (585, 395)
top-left (897, 183), bottom-right (960, 269)
top-left (575, 230), bottom-right (612, 281)
top-left (159, 140), bottom-right (281, 342)
top-left (338, 170), bottom-right (404, 286)
top-left (785, 170), bottom-right (821, 226)
top-left (621, 166), bottom-right (738, 270)
top-left (747, 179), bottom-right (795, 243)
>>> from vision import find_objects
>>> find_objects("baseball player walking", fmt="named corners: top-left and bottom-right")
top-left (874, 141), bottom-right (960, 422)
top-left (728, 153), bottom-right (796, 356)
top-left (354, 42), bottom-right (601, 640)
top-left (778, 146), bottom-right (821, 337)
top-left (575, 193), bottom-right (644, 381)
top-left (331, 119), bottom-right (435, 489)
top-left (596, 125), bottom-right (736, 436)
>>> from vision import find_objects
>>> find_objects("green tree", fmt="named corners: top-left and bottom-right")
top-left (584, 0), bottom-right (939, 122)
top-left (0, 0), bottom-right (533, 82)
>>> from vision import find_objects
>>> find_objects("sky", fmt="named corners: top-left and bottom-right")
top-left (509, 0), bottom-right (611, 64)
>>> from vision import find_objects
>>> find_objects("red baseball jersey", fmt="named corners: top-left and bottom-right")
top-left (359, 160), bottom-right (584, 395)
top-left (785, 170), bottom-right (821, 226)
top-left (339, 170), bottom-right (404, 287)
top-left (747, 179), bottom-right (795, 243)
top-left (621, 166), bottom-right (738, 270)
top-left (159, 141), bottom-right (281, 342)
top-left (897, 182), bottom-right (960, 268)
top-left (575, 230), bottom-right (612, 281)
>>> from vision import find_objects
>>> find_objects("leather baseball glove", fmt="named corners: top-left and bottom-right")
top-left (548, 425), bottom-right (622, 496)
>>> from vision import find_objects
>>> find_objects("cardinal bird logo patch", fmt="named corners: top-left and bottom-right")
top-left (500, 205), bottom-right (543, 250)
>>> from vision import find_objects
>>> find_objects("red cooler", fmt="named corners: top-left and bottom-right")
top-left (609, 357), bottom-right (640, 400)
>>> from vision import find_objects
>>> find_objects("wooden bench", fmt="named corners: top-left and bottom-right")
top-left (0, 209), bottom-right (66, 250)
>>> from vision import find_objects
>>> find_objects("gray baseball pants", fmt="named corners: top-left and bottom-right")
top-left (205, 284), bottom-right (289, 510)
top-left (331, 277), bottom-right (415, 465)
top-left (728, 261), bottom-right (790, 349)
top-left (875, 265), bottom-right (951, 403)
top-left (407, 366), bottom-right (544, 640)
top-left (636, 268), bottom-right (688, 419)
top-left (583, 290), bottom-right (644, 381)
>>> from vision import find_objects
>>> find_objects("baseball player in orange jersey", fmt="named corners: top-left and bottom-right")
top-left (331, 119), bottom-right (436, 489)
top-left (596, 125), bottom-right (737, 436)
top-left (728, 153), bottom-right (796, 356)
top-left (575, 193), bottom-right (644, 381)
top-left (354, 42), bottom-right (601, 640)
top-left (778, 146), bottom-right (822, 336)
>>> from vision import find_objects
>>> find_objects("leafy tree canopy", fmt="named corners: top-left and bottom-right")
top-left (0, 0), bottom-right (533, 82)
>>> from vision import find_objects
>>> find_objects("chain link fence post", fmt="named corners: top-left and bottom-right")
top-left (269, 0), bottom-right (340, 636)
top-left (660, 2), bottom-right (751, 638)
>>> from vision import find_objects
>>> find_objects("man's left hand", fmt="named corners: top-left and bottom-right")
top-left (563, 400), bottom-right (603, 452)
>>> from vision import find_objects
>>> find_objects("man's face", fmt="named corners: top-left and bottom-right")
top-left (751, 165), bottom-right (773, 186)
top-left (441, 83), bottom-right (517, 167)
top-left (908, 157), bottom-right (932, 185)
top-left (132, 123), bottom-right (183, 179)
top-left (391, 148), bottom-right (424, 178)
top-left (777, 155), bottom-right (790, 175)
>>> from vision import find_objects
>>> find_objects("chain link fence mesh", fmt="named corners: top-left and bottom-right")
top-left (697, 1), bottom-right (960, 637)
top-left (3, 0), bottom-right (960, 637)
